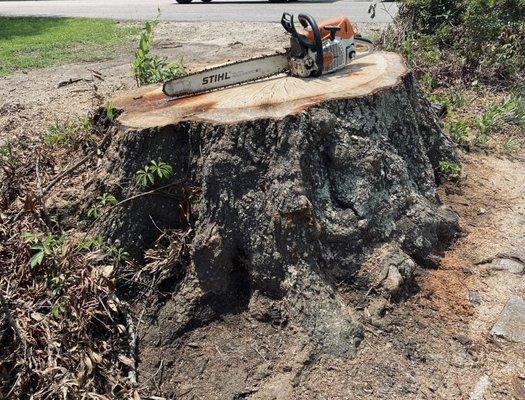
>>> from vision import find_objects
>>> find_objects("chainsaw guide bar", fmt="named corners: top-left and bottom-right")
top-left (163, 53), bottom-right (289, 98)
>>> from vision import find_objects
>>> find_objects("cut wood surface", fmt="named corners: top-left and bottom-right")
top-left (113, 51), bottom-right (407, 129)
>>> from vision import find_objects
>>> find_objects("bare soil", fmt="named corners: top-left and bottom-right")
top-left (1, 21), bottom-right (524, 400)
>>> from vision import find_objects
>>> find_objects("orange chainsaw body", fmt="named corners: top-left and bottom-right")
top-left (304, 16), bottom-right (356, 42)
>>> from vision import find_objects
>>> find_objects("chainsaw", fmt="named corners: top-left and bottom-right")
top-left (162, 12), bottom-right (374, 98)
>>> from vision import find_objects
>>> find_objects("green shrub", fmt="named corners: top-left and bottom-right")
top-left (391, 0), bottom-right (525, 82)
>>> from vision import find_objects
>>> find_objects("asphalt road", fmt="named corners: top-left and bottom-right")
top-left (0, 0), bottom-right (397, 23)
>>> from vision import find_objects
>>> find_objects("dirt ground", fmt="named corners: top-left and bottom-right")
top-left (1, 21), bottom-right (524, 400)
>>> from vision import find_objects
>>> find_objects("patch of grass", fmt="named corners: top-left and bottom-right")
top-left (473, 93), bottom-right (525, 144)
top-left (499, 135), bottom-right (522, 154)
top-left (446, 119), bottom-right (470, 146)
top-left (44, 116), bottom-right (93, 147)
top-left (0, 17), bottom-right (138, 77)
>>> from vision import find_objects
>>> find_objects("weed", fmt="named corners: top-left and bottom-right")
top-left (473, 95), bottom-right (525, 143)
top-left (44, 116), bottom-right (93, 147)
top-left (21, 232), bottom-right (65, 267)
top-left (503, 89), bottom-right (525, 129)
top-left (0, 141), bottom-right (18, 166)
top-left (132, 17), bottom-right (186, 85)
top-left (87, 193), bottom-right (117, 219)
top-left (44, 120), bottom-right (78, 146)
top-left (47, 274), bottom-right (65, 296)
top-left (20, 231), bottom-right (40, 244)
top-left (449, 90), bottom-right (470, 110)
top-left (50, 303), bottom-right (66, 318)
top-left (446, 119), bottom-right (470, 145)
top-left (438, 160), bottom-right (461, 180)
top-left (428, 92), bottom-right (451, 109)
top-left (106, 245), bottom-right (130, 266)
top-left (77, 234), bottom-right (104, 251)
top-left (106, 100), bottom-right (116, 122)
top-left (499, 135), bottom-right (521, 154)
top-left (135, 160), bottom-right (173, 187)
top-left (427, 88), bottom-right (471, 115)
top-left (86, 206), bottom-right (98, 219)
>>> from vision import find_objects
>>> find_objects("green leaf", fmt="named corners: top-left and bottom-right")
top-left (30, 251), bottom-right (45, 267)
top-left (21, 231), bottom-right (39, 243)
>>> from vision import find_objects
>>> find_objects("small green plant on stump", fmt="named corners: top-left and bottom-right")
top-left (135, 160), bottom-right (173, 187)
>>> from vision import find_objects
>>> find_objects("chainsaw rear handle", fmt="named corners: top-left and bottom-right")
top-left (281, 12), bottom-right (323, 77)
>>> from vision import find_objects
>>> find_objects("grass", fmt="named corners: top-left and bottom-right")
top-left (0, 17), bottom-right (139, 77)
top-left (43, 116), bottom-right (93, 147)
top-left (438, 86), bottom-right (525, 151)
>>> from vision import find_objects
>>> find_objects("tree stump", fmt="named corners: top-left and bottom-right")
top-left (99, 51), bottom-right (459, 357)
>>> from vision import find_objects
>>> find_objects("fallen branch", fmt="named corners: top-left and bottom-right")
top-left (57, 77), bottom-right (93, 88)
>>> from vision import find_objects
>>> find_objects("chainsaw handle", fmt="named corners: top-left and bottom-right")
top-left (297, 13), bottom-right (323, 76)
top-left (280, 12), bottom-right (324, 77)
top-left (281, 12), bottom-right (295, 34)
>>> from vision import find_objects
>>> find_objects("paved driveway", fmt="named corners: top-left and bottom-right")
top-left (0, 0), bottom-right (397, 23)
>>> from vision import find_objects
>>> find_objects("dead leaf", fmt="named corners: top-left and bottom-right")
top-left (116, 324), bottom-right (126, 334)
top-left (89, 350), bottom-right (103, 364)
top-left (118, 354), bottom-right (134, 367)
top-left (84, 355), bottom-right (93, 375)
top-left (31, 311), bottom-right (45, 322)
top-left (100, 264), bottom-right (114, 278)
top-left (106, 299), bottom-right (118, 313)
